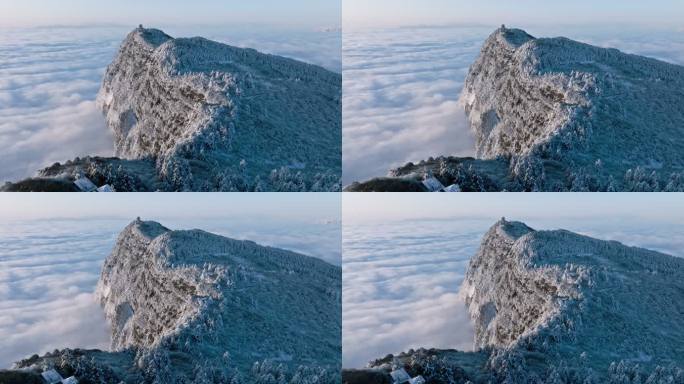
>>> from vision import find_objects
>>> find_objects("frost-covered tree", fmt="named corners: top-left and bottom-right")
top-left (269, 168), bottom-right (307, 192)
top-left (163, 157), bottom-right (194, 191)
top-left (624, 167), bottom-right (660, 192)
top-left (510, 156), bottom-right (545, 192)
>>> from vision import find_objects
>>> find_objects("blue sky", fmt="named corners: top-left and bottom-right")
top-left (0, 0), bottom-right (341, 28)
top-left (343, 0), bottom-right (684, 29)
top-left (344, 193), bottom-right (684, 224)
top-left (0, 193), bottom-right (341, 222)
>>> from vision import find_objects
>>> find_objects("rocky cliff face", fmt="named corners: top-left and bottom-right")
top-left (3, 27), bottom-right (341, 192)
top-left (459, 219), bottom-right (582, 350)
top-left (357, 219), bottom-right (684, 383)
top-left (7, 219), bottom-right (341, 383)
top-left (97, 27), bottom-right (341, 191)
top-left (464, 219), bottom-right (684, 381)
top-left (462, 27), bottom-right (684, 177)
top-left (460, 28), bottom-right (592, 160)
top-left (347, 27), bottom-right (684, 192)
top-left (97, 219), bottom-right (341, 372)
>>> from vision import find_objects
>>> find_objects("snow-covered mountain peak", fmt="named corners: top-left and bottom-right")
top-left (128, 26), bottom-right (172, 48)
top-left (354, 220), bottom-right (684, 382)
top-left (491, 217), bottom-right (534, 240)
top-left (93, 26), bottom-right (342, 191)
top-left (491, 26), bottom-right (535, 49)
top-left (460, 219), bottom-right (684, 377)
top-left (6, 219), bottom-right (341, 382)
top-left (126, 218), bottom-right (170, 239)
top-left (95, 219), bottom-right (341, 375)
top-left (1, 25), bottom-right (342, 192)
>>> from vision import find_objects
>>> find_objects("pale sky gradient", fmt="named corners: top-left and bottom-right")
top-left (344, 193), bottom-right (684, 224)
top-left (343, 0), bottom-right (684, 29)
top-left (0, 193), bottom-right (341, 222)
top-left (0, 0), bottom-right (340, 28)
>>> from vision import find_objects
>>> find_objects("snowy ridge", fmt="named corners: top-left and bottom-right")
top-left (461, 26), bottom-right (684, 186)
top-left (97, 27), bottom-right (341, 191)
top-left (459, 218), bottom-right (684, 381)
top-left (458, 219), bottom-right (585, 350)
top-left (459, 27), bottom-right (593, 160)
top-left (96, 218), bottom-right (341, 373)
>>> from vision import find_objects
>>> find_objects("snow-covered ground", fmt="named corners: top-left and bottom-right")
top-left (0, 217), bottom-right (340, 368)
top-left (0, 25), bottom-right (341, 183)
top-left (342, 25), bottom-right (684, 185)
top-left (342, 216), bottom-right (684, 368)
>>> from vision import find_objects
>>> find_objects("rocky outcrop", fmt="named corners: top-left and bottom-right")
top-left (348, 27), bottom-right (684, 192)
top-left (3, 27), bottom-right (341, 192)
top-left (460, 28), bottom-right (592, 160)
top-left (8, 219), bottom-right (341, 383)
top-left (360, 219), bottom-right (684, 383)
top-left (459, 219), bottom-right (583, 350)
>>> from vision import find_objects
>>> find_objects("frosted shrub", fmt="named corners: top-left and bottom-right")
top-left (510, 156), bottom-right (545, 191)
top-left (269, 168), bottom-right (307, 192)
top-left (664, 173), bottom-right (684, 192)
top-left (162, 157), bottom-right (194, 191)
top-left (624, 167), bottom-right (660, 192)
top-left (407, 354), bottom-right (468, 384)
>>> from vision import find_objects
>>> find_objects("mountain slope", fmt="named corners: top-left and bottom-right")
top-left (97, 219), bottom-right (341, 372)
top-left (98, 27), bottom-right (341, 191)
top-left (461, 219), bottom-right (684, 377)
top-left (461, 27), bottom-right (684, 178)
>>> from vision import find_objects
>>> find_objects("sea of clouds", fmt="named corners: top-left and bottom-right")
top-left (342, 25), bottom-right (684, 185)
top-left (0, 217), bottom-right (340, 368)
top-left (0, 25), bottom-right (341, 183)
top-left (342, 216), bottom-right (684, 368)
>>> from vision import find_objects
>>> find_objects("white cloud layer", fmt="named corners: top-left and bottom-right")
top-left (343, 220), bottom-right (486, 368)
top-left (0, 27), bottom-right (123, 182)
top-left (0, 217), bottom-right (340, 368)
top-left (342, 217), bottom-right (684, 368)
top-left (342, 26), bottom-right (684, 184)
top-left (0, 25), bottom-right (340, 182)
top-left (342, 27), bottom-right (489, 184)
